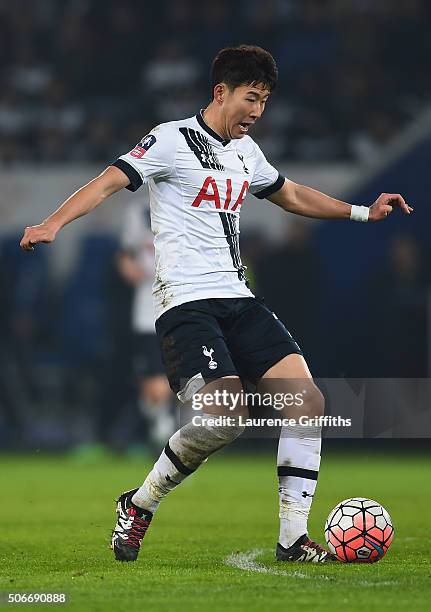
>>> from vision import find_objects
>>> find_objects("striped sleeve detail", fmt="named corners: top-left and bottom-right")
top-left (253, 173), bottom-right (285, 199)
top-left (111, 159), bottom-right (143, 192)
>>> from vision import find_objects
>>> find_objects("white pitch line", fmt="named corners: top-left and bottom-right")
top-left (357, 580), bottom-right (396, 587)
top-left (224, 548), bottom-right (331, 581)
top-left (224, 549), bottom-right (272, 574)
top-left (224, 548), bottom-right (397, 586)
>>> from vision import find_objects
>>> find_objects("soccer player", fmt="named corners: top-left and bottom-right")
top-left (20, 45), bottom-right (412, 563)
top-left (117, 202), bottom-right (175, 449)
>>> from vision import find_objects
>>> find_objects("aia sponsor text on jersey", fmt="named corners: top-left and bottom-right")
top-left (192, 177), bottom-right (249, 211)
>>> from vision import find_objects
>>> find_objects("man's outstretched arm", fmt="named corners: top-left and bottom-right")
top-left (20, 165), bottom-right (130, 251)
top-left (268, 180), bottom-right (413, 222)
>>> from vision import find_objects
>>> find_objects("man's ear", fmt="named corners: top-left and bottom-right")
top-left (213, 83), bottom-right (226, 105)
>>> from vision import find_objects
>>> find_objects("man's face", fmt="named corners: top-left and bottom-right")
top-left (220, 83), bottom-right (270, 140)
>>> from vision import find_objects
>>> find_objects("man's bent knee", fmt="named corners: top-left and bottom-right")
top-left (198, 412), bottom-right (246, 442)
top-left (168, 410), bottom-right (244, 470)
top-left (277, 381), bottom-right (324, 419)
top-left (302, 384), bottom-right (325, 419)
top-left (191, 376), bottom-right (249, 418)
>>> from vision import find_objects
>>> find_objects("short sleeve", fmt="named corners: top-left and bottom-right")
top-left (249, 142), bottom-right (285, 200)
top-left (112, 123), bottom-right (177, 192)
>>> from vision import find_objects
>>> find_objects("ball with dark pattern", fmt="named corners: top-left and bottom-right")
top-left (325, 498), bottom-right (394, 563)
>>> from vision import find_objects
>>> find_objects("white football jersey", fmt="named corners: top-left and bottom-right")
top-left (113, 111), bottom-right (285, 321)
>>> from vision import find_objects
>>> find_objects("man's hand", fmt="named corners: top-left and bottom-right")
top-left (19, 166), bottom-right (131, 252)
top-left (20, 222), bottom-right (58, 251)
top-left (368, 193), bottom-right (413, 222)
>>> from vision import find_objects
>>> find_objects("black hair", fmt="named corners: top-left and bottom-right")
top-left (210, 44), bottom-right (278, 96)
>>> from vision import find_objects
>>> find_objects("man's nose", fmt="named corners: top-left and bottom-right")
top-left (250, 103), bottom-right (262, 119)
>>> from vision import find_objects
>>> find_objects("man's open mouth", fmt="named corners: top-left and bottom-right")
top-left (239, 122), bottom-right (252, 133)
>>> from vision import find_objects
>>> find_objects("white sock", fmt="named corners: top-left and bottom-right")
top-left (132, 414), bottom-right (244, 513)
top-left (277, 424), bottom-right (321, 548)
top-left (132, 440), bottom-right (191, 513)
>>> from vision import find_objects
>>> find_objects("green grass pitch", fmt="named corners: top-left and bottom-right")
top-left (0, 447), bottom-right (430, 611)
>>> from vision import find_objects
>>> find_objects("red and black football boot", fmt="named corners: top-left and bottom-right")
top-left (111, 488), bottom-right (152, 562)
top-left (276, 534), bottom-right (338, 563)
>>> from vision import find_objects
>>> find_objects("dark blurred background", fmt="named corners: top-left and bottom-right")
top-left (0, 0), bottom-right (430, 452)
top-left (1, 0), bottom-right (430, 164)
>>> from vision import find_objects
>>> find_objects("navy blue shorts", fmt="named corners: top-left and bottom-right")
top-left (155, 297), bottom-right (303, 401)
